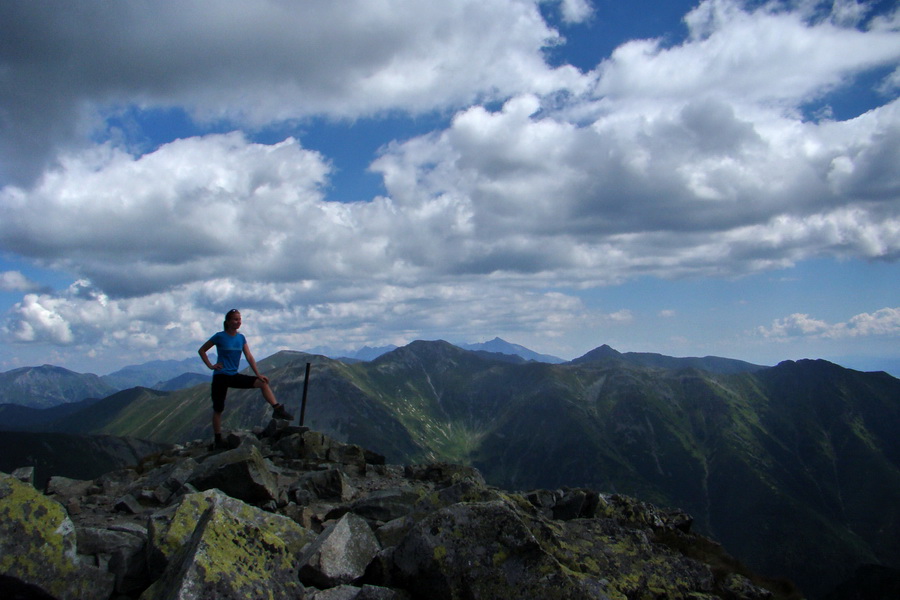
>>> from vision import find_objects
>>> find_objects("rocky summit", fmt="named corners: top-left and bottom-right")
top-left (0, 422), bottom-right (799, 600)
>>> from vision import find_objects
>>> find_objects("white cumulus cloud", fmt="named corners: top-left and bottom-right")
top-left (0, 0), bottom-right (588, 185)
top-left (0, 271), bottom-right (44, 293)
top-left (759, 307), bottom-right (900, 339)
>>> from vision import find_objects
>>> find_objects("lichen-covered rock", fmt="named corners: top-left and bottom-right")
top-left (299, 512), bottom-right (382, 588)
top-left (141, 488), bottom-right (314, 600)
top-left (535, 509), bottom-right (775, 600)
top-left (545, 516), bottom-right (717, 600)
top-left (391, 499), bottom-right (603, 600)
top-left (594, 493), bottom-right (694, 533)
top-left (146, 488), bottom-right (313, 578)
top-left (0, 473), bottom-right (115, 600)
top-left (723, 573), bottom-right (775, 600)
top-left (186, 444), bottom-right (279, 504)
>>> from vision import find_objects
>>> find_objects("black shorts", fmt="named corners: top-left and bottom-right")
top-left (211, 373), bottom-right (258, 412)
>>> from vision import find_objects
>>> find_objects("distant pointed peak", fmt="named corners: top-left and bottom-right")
top-left (591, 344), bottom-right (621, 357)
top-left (569, 344), bottom-right (622, 365)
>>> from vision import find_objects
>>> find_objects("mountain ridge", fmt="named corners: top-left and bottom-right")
top-left (460, 336), bottom-right (566, 363)
top-left (570, 343), bottom-right (766, 374)
top-left (101, 357), bottom-right (210, 390)
top-left (0, 364), bottom-right (117, 408)
top-left (3, 341), bottom-right (898, 597)
top-left (2, 338), bottom-right (768, 410)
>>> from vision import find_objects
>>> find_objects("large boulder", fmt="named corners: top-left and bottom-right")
top-left (299, 512), bottom-right (382, 588)
top-left (0, 473), bottom-right (115, 600)
top-left (142, 488), bottom-right (314, 600)
top-left (186, 444), bottom-right (279, 504)
top-left (531, 497), bottom-right (772, 600)
top-left (391, 499), bottom-right (602, 600)
top-left (548, 515), bottom-right (722, 599)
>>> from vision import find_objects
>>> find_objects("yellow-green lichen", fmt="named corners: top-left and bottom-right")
top-left (433, 545), bottom-right (448, 561)
top-left (492, 549), bottom-right (509, 566)
top-left (0, 475), bottom-right (83, 598)
top-left (146, 489), bottom-right (308, 599)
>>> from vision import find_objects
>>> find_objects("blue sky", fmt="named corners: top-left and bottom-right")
top-left (1, 0), bottom-right (899, 376)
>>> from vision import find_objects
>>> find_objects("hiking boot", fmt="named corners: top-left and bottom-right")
top-left (272, 403), bottom-right (294, 421)
top-left (208, 438), bottom-right (228, 451)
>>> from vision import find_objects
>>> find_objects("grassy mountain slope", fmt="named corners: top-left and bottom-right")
top-left (17, 341), bottom-right (900, 598)
top-left (345, 343), bottom-right (900, 597)
top-left (53, 387), bottom-right (176, 435)
top-left (152, 372), bottom-right (209, 391)
top-left (744, 360), bottom-right (900, 588)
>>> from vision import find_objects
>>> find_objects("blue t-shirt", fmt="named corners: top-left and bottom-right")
top-left (208, 331), bottom-right (246, 375)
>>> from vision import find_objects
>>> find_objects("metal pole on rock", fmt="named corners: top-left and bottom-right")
top-left (300, 362), bottom-right (311, 426)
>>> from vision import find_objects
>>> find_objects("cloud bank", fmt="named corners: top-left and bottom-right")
top-left (0, 0), bottom-right (586, 184)
top-left (760, 307), bottom-right (900, 339)
top-left (1, 0), bottom-right (899, 367)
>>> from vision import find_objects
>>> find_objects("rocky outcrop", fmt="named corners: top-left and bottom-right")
top-left (185, 443), bottom-right (280, 504)
top-left (299, 512), bottom-right (381, 588)
top-left (0, 473), bottom-right (115, 599)
top-left (0, 423), bottom-right (798, 600)
top-left (142, 488), bottom-right (312, 600)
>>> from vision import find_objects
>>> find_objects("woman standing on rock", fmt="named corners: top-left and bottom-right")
top-left (198, 309), bottom-right (293, 449)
